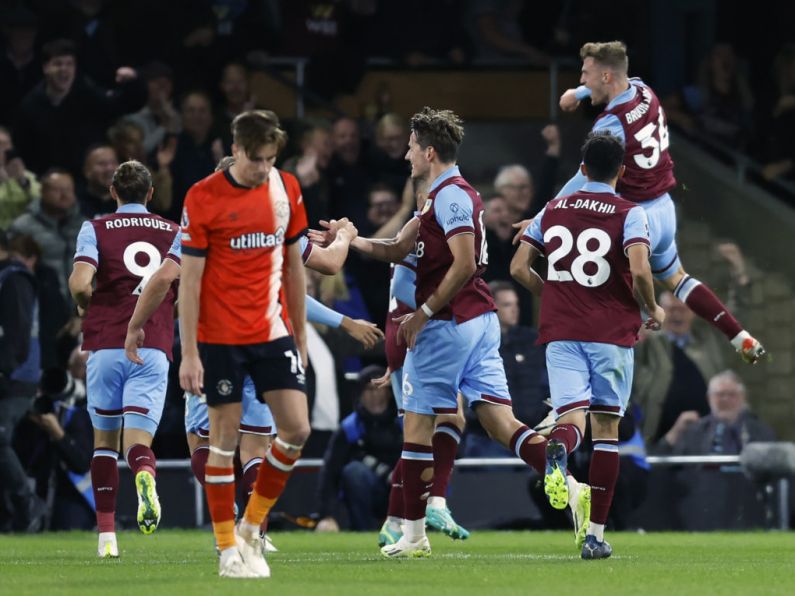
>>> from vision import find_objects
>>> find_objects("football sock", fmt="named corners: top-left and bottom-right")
top-left (91, 449), bottom-right (119, 533)
top-left (205, 465), bottom-right (236, 551)
top-left (243, 438), bottom-right (300, 528)
top-left (241, 457), bottom-right (262, 499)
top-left (190, 446), bottom-right (209, 486)
top-left (675, 276), bottom-right (743, 340)
top-left (429, 423), bottom-right (462, 500)
top-left (509, 425), bottom-right (546, 474)
top-left (387, 460), bottom-right (404, 519)
top-left (401, 442), bottom-right (433, 537)
top-left (589, 439), bottom-right (620, 532)
top-left (125, 444), bottom-right (156, 477)
top-left (547, 423), bottom-right (583, 454)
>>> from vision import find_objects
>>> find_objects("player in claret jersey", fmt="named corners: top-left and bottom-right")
top-left (512, 132), bottom-right (665, 559)
top-left (69, 160), bottom-right (180, 558)
top-left (556, 41), bottom-right (764, 364)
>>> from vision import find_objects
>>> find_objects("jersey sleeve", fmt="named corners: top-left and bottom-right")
top-left (299, 235), bottom-right (314, 264)
top-left (520, 206), bottom-right (546, 253)
top-left (282, 171), bottom-right (308, 244)
top-left (164, 229), bottom-right (182, 264)
top-left (73, 221), bottom-right (98, 268)
top-left (391, 262), bottom-right (417, 309)
top-left (306, 295), bottom-right (344, 328)
top-left (574, 85), bottom-right (592, 101)
top-left (180, 185), bottom-right (209, 257)
top-left (622, 206), bottom-right (651, 255)
top-left (593, 114), bottom-right (625, 143)
top-left (433, 185), bottom-right (475, 239)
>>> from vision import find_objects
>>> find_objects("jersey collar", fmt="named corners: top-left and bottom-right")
top-left (429, 165), bottom-right (460, 192)
top-left (606, 83), bottom-right (636, 110)
top-left (115, 203), bottom-right (149, 214)
top-left (581, 181), bottom-right (616, 194)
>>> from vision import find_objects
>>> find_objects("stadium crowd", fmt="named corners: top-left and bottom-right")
top-left (0, 1), bottom-right (782, 536)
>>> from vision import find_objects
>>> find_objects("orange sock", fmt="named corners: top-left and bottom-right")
top-left (243, 441), bottom-right (299, 526)
top-left (205, 465), bottom-right (236, 550)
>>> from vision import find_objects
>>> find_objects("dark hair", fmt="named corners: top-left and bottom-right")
top-left (111, 161), bottom-right (152, 204)
top-left (581, 131), bottom-right (625, 182)
top-left (231, 110), bottom-right (287, 157)
top-left (41, 167), bottom-right (73, 186)
top-left (0, 229), bottom-right (8, 252)
top-left (83, 143), bottom-right (117, 168)
top-left (180, 89), bottom-right (212, 109)
top-left (368, 182), bottom-right (398, 200)
top-left (358, 364), bottom-right (387, 387)
top-left (409, 106), bottom-right (464, 163)
top-left (42, 38), bottom-right (77, 63)
top-left (8, 235), bottom-right (41, 260)
top-left (488, 280), bottom-right (516, 299)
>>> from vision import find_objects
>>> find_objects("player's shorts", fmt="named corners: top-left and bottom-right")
top-left (545, 340), bottom-right (634, 418)
top-left (641, 193), bottom-right (681, 281)
top-left (184, 376), bottom-right (276, 438)
top-left (401, 312), bottom-right (511, 416)
top-left (86, 348), bottom-right (169, 435)
top-left (199, 336), bottom-right (306, 406)
top-left (390, 366), bottom-right (405, 415)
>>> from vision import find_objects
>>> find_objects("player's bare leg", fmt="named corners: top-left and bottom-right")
top-left (581, 413), bottom-right (620, 560)
top-left (426, 398), bottom-right (469, 540)
top-left (382, 411), bottom-right (434, 558)
top-left (237, 390), bottom-right (309, 577)
top-left (92, 428), bottom-right (121, 558)
top-left (122, 427), bottom-right (160, 535)
top-left (206, 402), bottom-right (255, 578)
top-left (662, 267), bottom-right (765, 363)
top-left (239, 433), bottom-right (277, 552)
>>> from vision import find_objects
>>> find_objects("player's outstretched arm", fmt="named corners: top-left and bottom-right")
top-left (627, 244), bottom-right (665, 329)
top-left (305, 219), bottom-right (358, 275)
top-left (510, 242), bottom-right (544, 296)
top-left (285, 241), bottom-right (308, 367)
top-left (178, 254), bottom-right (205, 395)
top-left (350, 217), bottom-right (419, 263)
top-left (68, 262), bottom-right (96, 313)
top-left (125, 258), bottom-right (181, 364)
top-left (306, 294), bottom-right (384, 349)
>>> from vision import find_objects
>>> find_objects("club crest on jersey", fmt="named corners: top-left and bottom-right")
top-left (421, 198), bottom-right (433, 214)
top-left (275, 199), bottom-right (290, 219)
top-left (230, 227), bottom-right (285, 250)
top-left (217, 379), bottom-right (233, 396)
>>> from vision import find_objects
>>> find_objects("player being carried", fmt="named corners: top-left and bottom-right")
top-left (511, 131), bottom-right (665, 559)
top-left (552, 41), bottom-right (763, 363)
top-left (317, 107), bottom-right (590, 557)
top-left (69, 160), bottom-right (180, 558)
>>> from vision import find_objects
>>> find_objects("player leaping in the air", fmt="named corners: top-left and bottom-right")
top-left (512, 131), bottom-right (665, 559)
top-left (554, 41), bottom-right (763, 363)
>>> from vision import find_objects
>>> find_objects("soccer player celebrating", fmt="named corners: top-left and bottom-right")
top-left (556, 41), bottom-right (763, 363)
top-left (512, 131), bottom-right (665, 559)
top-left (178, 110), bottom-right (308, 578)
top-left (69, 160), bottom-right (180, 558)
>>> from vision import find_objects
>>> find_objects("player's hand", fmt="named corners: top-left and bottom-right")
top-left (337, 219), bottom-right (358, 242)
top-left (395, 310), bottom-right (428, 350)
top-left (371, 367), bottom-right (392, 389)
top-left (644, 305), bottom-right (666, 330)
top-left (511, 219), bottom-right (533, 245)
top-left (179, 353), bottom-right (204, 395)
top-left (559, 88), bottom-right (581, 112)
top-left (315, 517), bottom-right (340, 532)
top-left (341, 317), bottom-right (384, 349)
top-left (124, 327), bottom-right (146, 365)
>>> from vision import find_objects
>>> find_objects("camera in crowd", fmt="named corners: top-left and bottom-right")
top-left (30, 368), bottom-right (84, 415)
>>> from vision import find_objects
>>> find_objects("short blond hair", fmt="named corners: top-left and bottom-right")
top-left (580, 41), bottom-right (629, 74)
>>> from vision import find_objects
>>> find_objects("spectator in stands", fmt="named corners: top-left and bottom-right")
top-left (8, 169), bottom-right (85, 299)
top-left (467, 0), bottom-right (549, 65)
top-left (107, 119), bottom-right (175, 215)
top-left (633, 242), bottom-right (751, 443)
top-left (314, 365), bottom-right (402, 531)
top-left (124, 61), bottom-right (181, 155)
top-left (282, 121), bottom-right (333, 227)
top-left (0, 5), bottom-right (40, 128)
top-left (0, 230), bottom-right (45, 533)
top-left (167, 91), bottom-right (222, 222)
top-left (13, 38), bottom-right (144, 177)
top-left (493, 124), bottom-right (561, 220)
top-left (370, 113), bottom-right (411, 193)
top-left (462, 281), bottom-right (548, 457)
top-left (761, 43), bottom-right (795, 182)
top-left (213, 62), bottom-right (255, 152)
top-left (13, 357), bottom-right (94, 531)
top-left (75, 145), bottom-right (118, 219)
top-left (0, 126), bottom-right (40, 229)
top-left (653, 370), bottom-right (775, 455)
top-left (327, 117), bottom-right (373, 226)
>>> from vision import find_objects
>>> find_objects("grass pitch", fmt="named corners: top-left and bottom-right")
top-left (1, 530), bottom-right (792, 595)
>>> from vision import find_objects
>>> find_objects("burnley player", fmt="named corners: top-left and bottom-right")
top-left (555, 41), bottom-right (763, 363)
top-left (179, 110), bottom-right (312, 579)
top-left (512, 132), bottom-right (665, 559)
top-left (69, 160), bottom-right (180, 558)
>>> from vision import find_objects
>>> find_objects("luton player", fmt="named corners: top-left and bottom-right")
top-left (512, 131), bottom-right (665, 559)
top-left (555, 41), bottom-right (764, 363)
top-left (69, 160), bottom-right (180, 558)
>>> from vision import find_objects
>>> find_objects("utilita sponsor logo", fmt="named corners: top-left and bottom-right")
top-left (230, 228), bottom-right (285, 250)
